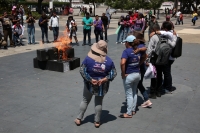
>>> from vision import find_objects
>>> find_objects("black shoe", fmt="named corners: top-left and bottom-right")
top-left (88, 44), bottom-right (92, 46)
top-left (3, 46), bottom-right (8, 50)
top-left (149, 93), bottom-right (157, 99)
top-left (82, 44), bottom-right (85, 46)
top-left (46, 41), bottom-right (50, 43)
top-left (156, 92), bottom-right (161, 97)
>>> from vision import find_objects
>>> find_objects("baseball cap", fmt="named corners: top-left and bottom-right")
top-left (123, 35), bottom-right (136, 43)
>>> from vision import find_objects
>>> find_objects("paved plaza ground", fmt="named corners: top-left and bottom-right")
top-left (0, 9), bottom-right (200, 133)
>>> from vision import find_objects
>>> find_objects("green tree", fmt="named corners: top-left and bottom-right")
top-left (0, 0), bottom-right (14, 14)
top-left (37, 0), bottom-right (43, 14)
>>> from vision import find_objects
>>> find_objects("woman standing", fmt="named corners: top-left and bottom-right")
top-left (66, 16), bottom-right (79, 46)
top-left (75, 40), bottom-right (117, 127)
top-left (133, 31), bottom-right (152, 108)
top-left (116, 15), bottom-right (125, 44)
top-left (134, 13), bottom-right (145, 33)
top-left (192, 11), bottom-right (198, 26)
top-left (26, 13), bottom-right (35, 44)
top-left (119, 35), bottom-right (143, 118)
top-left (124, 15), bottom-right (131, 38)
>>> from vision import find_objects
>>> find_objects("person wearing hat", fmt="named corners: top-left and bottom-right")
top-left (147, 15), bottom-right (160, 40)
top-left (133, 31), bottom-right (152, 107)
top-left (119, 35), bottom-right (144, 118)
top-left (75, 40), bottom-right (117, 127)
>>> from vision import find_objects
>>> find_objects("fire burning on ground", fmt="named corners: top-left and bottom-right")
top-left (53, 29), bottom-right (72, 60)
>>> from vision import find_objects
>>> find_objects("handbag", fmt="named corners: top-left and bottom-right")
top-left (144, 63), bottom-right (157, 79)
top-left (115, 25), bottom-right (121, 34)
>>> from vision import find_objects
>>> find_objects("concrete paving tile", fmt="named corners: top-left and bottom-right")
top-left (0, 120), bottom-right (18, 132)
top-left (0, 111), bottom-right (32, 124)
top-left (172, 124), bottom-right (197, 133)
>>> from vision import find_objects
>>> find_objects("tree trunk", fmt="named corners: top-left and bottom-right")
top-left (38, 0), bottom-right (43, 14)
top-left (69, 0), bottom-right (72, 7)
top-left (93, 1), bottom-right (95, 16)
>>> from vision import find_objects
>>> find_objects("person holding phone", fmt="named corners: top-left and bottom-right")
top-left (93, 15), bottom-right (104, 43)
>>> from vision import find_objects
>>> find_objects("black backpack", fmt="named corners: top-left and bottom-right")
top-left (154, 35), bottom-right (172, 65)
top-left (171, 37), bottom-right (182, 58)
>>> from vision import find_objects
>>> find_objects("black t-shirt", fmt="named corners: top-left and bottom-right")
top-left (26, 16), bottom-right (35, 26)
top-left (101, 16), bottom-right (108, 26)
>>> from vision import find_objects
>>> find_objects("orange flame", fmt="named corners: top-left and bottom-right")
top-left (53, 28), bottom-right (72, 60)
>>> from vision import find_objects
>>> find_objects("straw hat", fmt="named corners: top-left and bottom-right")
top-left (133, 31), bottom-right (145, 43)
top-left (88, 40), bottom-right (108, 63)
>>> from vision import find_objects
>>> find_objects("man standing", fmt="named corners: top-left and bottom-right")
top-left (50, 12), bottom-right (59, 42)
top-left (148, 15), bottom-right (160, 40)
top-left (93, 15), bottom-right (104, 43)
top-left (101, 13), bottom-right (108, 41)
top-left (175, 9), bottom-right (181, 25)
top-left (89, 6), bottom-right (92, 15)
top-left (39, 13), bottom-right (50, 44)
top-left (82, 13), bottom-right (93, 46)
top-left (0, 11), bottom-right (14, 49)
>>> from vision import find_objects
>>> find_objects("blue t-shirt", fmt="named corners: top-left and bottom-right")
top-left (82, 56), bottom-right (115, 80)
top-left (121, 48), bottom-right (141, 74)
top-left (93, 20), bottom-right (103, 30)
top-left (82, 17), bottom-right (93, 30)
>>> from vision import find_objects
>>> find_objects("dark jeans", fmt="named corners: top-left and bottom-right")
top-left (150, 65), bottom-right (163, 93)
top-left (83, 29), bottom-right (91, 44)
top-left (3, 29), bottom-right (14, 46)
top-left (41, 26), bottom-right (48, 42)
top-left (163, 60), bottom-right (174, 91)
top-left (103, 25), bottom-right (108, 40)
top-left (192, 19), bottom-right (196, 25)
top-left (13, 34), bottom-right (22, 45)
top-left (52, 27), bottom-right (59, 41)
top-left (94, 29), bottom-right (103, 43)
top-left (137, 64), bottom-right (149, 101)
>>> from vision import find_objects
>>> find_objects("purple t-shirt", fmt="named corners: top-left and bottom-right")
top-left (82, 56), bottom-right (115, 80)
top-left (121, 48), bottom-right (141, 74)
top-left (93, 20), bottom-right (103, 30)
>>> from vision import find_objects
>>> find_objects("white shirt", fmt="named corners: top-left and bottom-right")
top-left (12, 24), bottom-right (24, 35)
top-left (176, 11), bottom-right (181, 17)
top-left (50, 16), bottom-right (59, 27)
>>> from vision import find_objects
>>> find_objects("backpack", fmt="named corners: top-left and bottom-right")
top-left (171, 37), bottom-right (182, 58)
top-left (154, 35), bottom-right (172, 65)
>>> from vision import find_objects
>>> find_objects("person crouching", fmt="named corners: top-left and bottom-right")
top-left (13, 21), bottom-right (24, 46)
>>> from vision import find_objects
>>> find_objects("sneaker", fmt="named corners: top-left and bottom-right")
top-left (116, 42), bottom-right (119, 44)
top-left (165, 89), bottom-right (172, 94)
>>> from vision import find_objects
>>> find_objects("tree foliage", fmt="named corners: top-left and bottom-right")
top-left (105, 0), bottom-right (164, 10)
top-left (0, 0), bottom-right (14, 14)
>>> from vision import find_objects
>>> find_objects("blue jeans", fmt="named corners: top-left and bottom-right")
top-left (83, 29), bottom-right (91, 44)
top-left (13, 34), bottom-right (22, 45)
top-left (94, 29), bottom-right (103, 43)
top-left (41, 26), bottom-right (48, 42)
top-left (117, 28), bottom-right (124, 42)
top-left (137, 64), bottom-right (149, 101)
top-left (27, 25), bottom-right (35, 44)
top-left (123, 73), bottom-right (141, 115)
top-left (124, 27), bottom-right (130, 38)
top-left (52, 27), bottom-right (59, 41)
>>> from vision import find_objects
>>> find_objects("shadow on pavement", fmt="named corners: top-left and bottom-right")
top-left (82, 110), bottom-right (117, 125)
